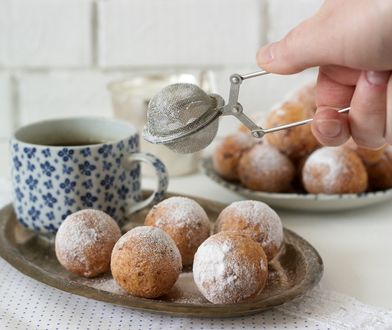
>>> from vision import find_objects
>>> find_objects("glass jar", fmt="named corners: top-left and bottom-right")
top-left (108, 71), bottom-right (215, 176)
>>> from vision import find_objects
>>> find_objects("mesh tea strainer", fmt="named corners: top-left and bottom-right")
top-left (143, 70), bottom-right (350, 154)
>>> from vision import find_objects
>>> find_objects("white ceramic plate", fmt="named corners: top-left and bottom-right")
top-left (201, 157), bottom-right (392, 212)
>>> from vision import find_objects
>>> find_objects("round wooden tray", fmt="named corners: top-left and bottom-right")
top-left (0, 191), bottom-right (323, 317)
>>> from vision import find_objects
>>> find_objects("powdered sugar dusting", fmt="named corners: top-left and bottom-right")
top-left (248, 144), bottom-right (292, 174)
top-left (193, 234), bottom-right (266, 304)
top-left (81, 274), bottom-right (127, 295)
top-left (115, 226), bottom-right (182, 266)
top-left (303, 147), bottom-right (348, 191)
top-left (218, 200), bottom-right (283, 254)
top-left (229, 132), bottom-right (256, 148)
top-left (55, 209), bottom-right (121, 275)
top-left (150, 197), bottom-right (209, 230)
top-left (164, 272), bottom-right (207, 304)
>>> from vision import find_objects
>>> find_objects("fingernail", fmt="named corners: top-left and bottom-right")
top-left (317, 119), bottom-right (342, 138)
top-left (257, 43), bottom-right (275, 64)
top-left (366, 71), bottom-right (390, 86)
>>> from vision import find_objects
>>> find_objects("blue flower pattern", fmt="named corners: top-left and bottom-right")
top-left (98, 144), bottom-right (112, 158)
top-left (117, 185), bottom-right (129, 200)
top-left (58, 148), bottom-right (74, 162)
top-left (119, 172), bottom-right (126, 182)
top-left (28, 206), bottom-right (40, 221)
top-left (42, 148), bottom-right (51, 158)
top-left (64, 196), bottom-right (76, 207)
top-left (61, 210), bottom-right (72, 220)
top-left (23, 147), bottom-right (37, 159)
top-left (117, 141), bottom-right (125, 151)
top-left (44, 180), bottom-right (53, 189)
top-left (81, 192), bottom-right (98, 207)
top-left (82, 179), bottom-right (93, 189)
top-left (100, 174), bottom-right (114, 190)
top-left (27, 161), bottom-right (36, 172)
top-left (25, 175), bottom-right (38, 190)
top-left (79, 161), bottom-right (96, 176)
top-left (44, 223), bottom-right (57, 233)
top-left (60, 178), bottom-right (76, 193)
top-left (15, 187), bottom-right (24, 201)
top-left (104, 192), bottom-right (114, 202)
top-left (103, 160), bottom-right (112, 171)
top-left (43, 193), bottom-right (57, 208)
top-left (40, 161), bottom-right (55, 177)
top-left (11, 136), bottom-right (168, 233)
top-left (13, 156), bottom-right (22, 171)
top-left (105, 206), bottom-right (116, 217)
top-left (80, 148), bottom-right (91, 157)
top-left (29, 192), bottom-right (38, 203)
top-left (62, 164), bottom-right (73, 175)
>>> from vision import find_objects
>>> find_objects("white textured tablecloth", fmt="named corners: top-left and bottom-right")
top-left (1, 178), bottom-right (392, 330)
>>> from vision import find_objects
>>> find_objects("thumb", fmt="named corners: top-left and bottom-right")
top-left (257, 0), bottom-right (391, 74)
top-left (257, 17), bottom-right (335, 74)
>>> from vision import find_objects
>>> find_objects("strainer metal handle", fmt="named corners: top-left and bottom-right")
top-left (220, 70), bottom-right (350, 138)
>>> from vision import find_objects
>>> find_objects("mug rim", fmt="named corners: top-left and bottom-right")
top-left (12, 117), bottom-right (139, 149)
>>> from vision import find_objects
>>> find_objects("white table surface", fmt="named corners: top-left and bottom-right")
top-left (1, 142), bottom-right (392, 311)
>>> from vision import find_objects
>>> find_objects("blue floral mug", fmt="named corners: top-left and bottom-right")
top-left (10, 117), bottom-right (169, 233)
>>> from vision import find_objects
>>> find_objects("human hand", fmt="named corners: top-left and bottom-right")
top-left (257, 0), bottom-right (392, 148)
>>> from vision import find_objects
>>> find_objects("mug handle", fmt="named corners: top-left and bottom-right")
top-left (122, 152), bottom-right (169, 214)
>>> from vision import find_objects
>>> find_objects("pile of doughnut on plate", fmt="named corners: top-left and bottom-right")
top-left (55, 197), bottom-right (284, 304)
top-left (213, 83), bottom-right (392, 194)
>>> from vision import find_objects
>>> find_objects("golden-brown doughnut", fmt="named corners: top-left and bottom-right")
top-left (193, 231), bottom-right (268, 304)
top-left (265, 101), bottom-right (320, 161)
top-left (343, 138), bottom-right (386, 165)
top-left (291, 82), bottom-right (316, 113)
top-left (238, 113), bottom-right (265, 134)
top-left (215, 200), bottom-right (283, 261)
top-left (302, 147), bottom-right (368, 194)
top-left (238, 143), bottom-right (295, 192)
top-left (144, 197), bottom-right (210, 266)
top-left (55, 209), bottom-right (121, 278)
top-left (111, 226), bottom-right (182, 298)
top-left (366, 145), bottom-right (392, 190)
top-left (212, 133), bottom-right (256, 181)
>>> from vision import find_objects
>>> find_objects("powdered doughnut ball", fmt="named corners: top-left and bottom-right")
top-left (238, 143), bottom-right (295, 192)
top-left (291, 83), bottom-right (316, 113)
top-left (55, 209), bottom-right (121, 278)
top-left (238, 113), bottom-right (265, 133)
top-left (215, 200), bottom-right (283, 261)
top-left (302, 147), bottom-right (368, 194)
top-left (366, 146), bottom-right (392, 190)
top-left (343, 138), bottom-right (386, 165)
top-left (111, 226), bottom-right (182, 298)
top-left (265, 102), bottom-right (319, 161)
top-left (144, 197), bottom-right (210, 266)
top-left (193, 231), bottom-right (268, 304)
top-left (212, 133), bottom-right (256, 181)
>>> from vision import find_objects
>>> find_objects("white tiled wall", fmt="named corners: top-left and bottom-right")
top-left (98, 0), bottom-right (266, 67)
top-left (18, 71), bottom-right (117, 125)
top-left (0, 0), bottom-right (323, 144)
top-left (267, 0), bottom-right (323, 41)
top-left (0, 73), bottom-right (13, 139)
top-left (0, 0), bottom-right (92, 68)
